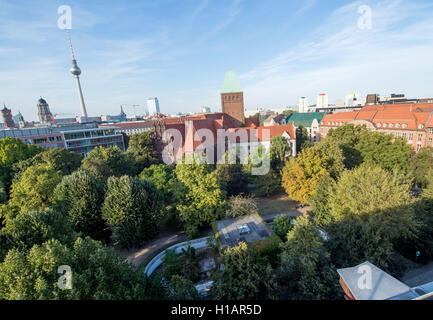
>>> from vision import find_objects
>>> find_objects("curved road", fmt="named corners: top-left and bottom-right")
top-left (119, 209), bottom-right (306, 268)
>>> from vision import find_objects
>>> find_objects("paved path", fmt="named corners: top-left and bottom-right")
top-left (118, 209), bottom-right (308, 269)
top-left (402, 262), bottom-right (433, 287)
top-left (261, 208), bottom-right (308, 222)
top-left (117, 231), bottom-right (187, 268)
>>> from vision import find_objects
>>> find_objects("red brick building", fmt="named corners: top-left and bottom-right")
top-left (320, 103), bottom-right (433, 153)
top-left (220, 71), bottom-right (245, 126)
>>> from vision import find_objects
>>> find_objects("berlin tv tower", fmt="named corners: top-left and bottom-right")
top-left (67, 31), bottom-right (88, 121)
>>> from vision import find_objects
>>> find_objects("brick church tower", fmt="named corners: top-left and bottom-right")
top-left (221, 71), bottom-right (245, 127)
top-left (1, 105), bottom-right (16, 129)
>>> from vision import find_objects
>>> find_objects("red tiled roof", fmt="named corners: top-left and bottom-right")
top-left (322, 104), bottom-right (433, 131)
top-left (99, 121), bottom-right (154, 129)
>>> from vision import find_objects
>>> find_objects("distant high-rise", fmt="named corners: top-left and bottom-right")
top-left (147, 97), bottom-right (160, 116)
top-left (67, 31), bottom-right (88, 121)
top-left (37, 98), bottom-right (52, 125)
top-left (317, 94), bottom-right (329, 109)
top-left (299, 97), bottom-right (309, 113)
top-left (221, 71), bottom-right (245, 126)
top-left (201, 106), bottom-right (211, 113)
top-left (1, 105), bottom-right (16, 129)
top-left (345, 93), bottom-right (359, 107)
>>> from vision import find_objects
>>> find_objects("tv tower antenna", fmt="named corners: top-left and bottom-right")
top-left (67, 30), bottom-right (88, 121)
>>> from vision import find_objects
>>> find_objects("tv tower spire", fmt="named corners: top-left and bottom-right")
top-left (67, 31), bottom-right (88, 121)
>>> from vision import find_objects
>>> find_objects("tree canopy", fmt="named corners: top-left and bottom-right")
top-left (126, 131), bottom-right (158, 174)
top-left (210, 242), bottom-right (277, 300)
top-left (279, 216), bottom-right (340, 300)
top-left (102, 176), bottom-right (164, 248)
top-left (54, 170), bottom-right (109, 241)
top-left (80, 146), bottom-right (135, 180)
top-left (0, 238), bottom-right (150, 300)
top-left (175, 160), bottom-right (226, 238)
top-left (9, 163), bottom-right (62, 213)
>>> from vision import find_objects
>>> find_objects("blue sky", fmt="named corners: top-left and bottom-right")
top-left (1, 0), bottom-right (433, 121)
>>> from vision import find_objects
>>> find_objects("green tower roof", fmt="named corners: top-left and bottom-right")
top-left (221, 71), bottom-right (242, 93)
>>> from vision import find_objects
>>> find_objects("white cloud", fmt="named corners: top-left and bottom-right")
top-left (239, 0), bottom-right (433, 107)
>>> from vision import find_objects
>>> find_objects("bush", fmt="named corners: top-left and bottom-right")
top-left (225, 195), bottom-right (258, 218)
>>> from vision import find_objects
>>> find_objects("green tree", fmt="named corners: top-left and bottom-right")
top-left (0, 138), bottom-right (43, 189)
top-left (175, 160), bottom-right (226, 238)
top-left (54, 170), bottom-right (109, 241)
top-left (1, 209), bottom-right (76, 255)
top-left (126, 131), bottom-right (158, 174)
top-left (279, 216), bottom-right (340, 300)
top-left (0, 238), bottom-right (149, 300)
top-left (254, 168), bottom-right (282, 197)
top-left (210, 242), bottom-right (277, 300)
top-left (81, 146), bottom-right (135, 180)
top-left (140, 164), bottom-right (178, 205)
top-left (410, 146), bottom-right (433, 188)
top-left (296, 126), bottom-right (309, 154)
top-left (215, 151), bottom-right (248, 197)
top-left (12, 148), bottom-right (82, 182)
top-left (270, 136), bottom-right (291, 170)
top-left (356, 131), bottom-right (412, 174)
top-left (0, 181), bottom-right (6, 204)
top-left (273, 215), bottom-right (293, 241)
top-left (9, 163), bottom-right (62, 213)
top-left (162, 249), bottom-right (182, 280)
top-left (167, 275), bottom-right (200, 300)
top-left (326, 124), bottom-right (367, 169)
top-left (102, 176), bottom-right (164, 248)
top-left (309, 175), bottom-right (335, 227)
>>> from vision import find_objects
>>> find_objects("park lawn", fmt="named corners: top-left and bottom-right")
top-left (255, 193), bottom-right (299, 216)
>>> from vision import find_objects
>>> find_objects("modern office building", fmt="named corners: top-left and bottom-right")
top-left (63, 126), bottom-right (125, 157)
top-left (0, 123), bottom-right (125, 157)
top-left (299, 97), bottom-right (309, 113)
top-left (99, 121), bottom-right (154, 136)
top-left (317, 93), bottom-right (329, 109)
top-left (147, 97), bottom-right (160, 116)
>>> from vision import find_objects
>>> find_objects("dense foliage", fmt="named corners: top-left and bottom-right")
top-left (102, 176), bottom-right (164, 248)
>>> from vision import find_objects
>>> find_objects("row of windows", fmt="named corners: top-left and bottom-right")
top-left (321, 122), bottom-right (433, 133)
top-left (223, 95), bottom-right (241, 102)
top-left (377, 123), bottom-right (410, 129)
top-left (33, 136), bottom-right (62, 144)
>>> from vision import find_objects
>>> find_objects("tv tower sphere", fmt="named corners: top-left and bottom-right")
top-left (70, 60), bottom-right (82, 76)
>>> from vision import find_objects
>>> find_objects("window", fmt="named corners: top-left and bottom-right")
top-left (389, 123), bottom-right (394, 128)
top-left (395, 132), bottom-right (399, 138)
top-left (49, 137), bottom-right (55, 142)
top-left (419, 124), bottom-right (424, 130)
top-left (417, 144), bottom-right (422, 152)
top-left (418, 134), bottom-right (423, 142)
top-left (402, 124), bottom-right (407, 129)
top-left (430, 128), bottom-right (433, 134)
top-left (396, 123), bottom-right (400, 129)
top-left (402, 133), bottom-right (407, 139)
top-left (377, 123), bottom-right (382, 128)
top-left (383, 123), bottom-right (387, 128)
top-left (56, 136), bottom-right (62, 141)
top-left (33, 138), bottom-right (47, 144)
top-left (409, 133), bottom-right (414, 141)
top-left (429, 138), bottom-right (432, 145)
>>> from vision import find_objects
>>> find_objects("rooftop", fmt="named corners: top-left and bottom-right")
top-left (221, 71), bottom-right (242, 94)
top-left (216, 215), bottom-right (272, 249)
top-left (287, 112), bottom-right (327, 127)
